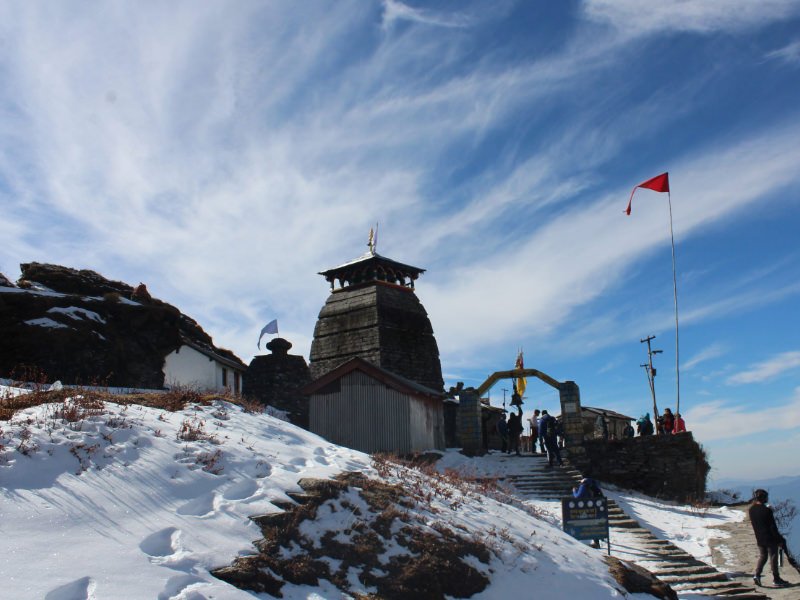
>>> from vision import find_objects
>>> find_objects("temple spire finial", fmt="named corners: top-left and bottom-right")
top-left (367, 222), bottom-right (379, 256)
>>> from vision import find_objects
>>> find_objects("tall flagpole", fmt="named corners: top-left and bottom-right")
top-left (667, 192), bottom-right (680, 417)
top-left (626, 172), bottom-right (679, 417)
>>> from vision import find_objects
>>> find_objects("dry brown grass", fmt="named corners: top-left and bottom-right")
top-left (213, 473), bottom-right (493, 599)
top-left (0, 376), bottom-right (262, 422)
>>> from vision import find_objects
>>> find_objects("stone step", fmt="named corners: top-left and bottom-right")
top-left (609, 519), bottom-right (640, 528)
top-left (496, 460), bottom-right (770, 598)
top-left (638, 558), bottom-right (711, 570)
top-left (672, 580), bottom-right (759, 593)
top-left (658, 572), bottom-right (731, 585)
top-left (649, 565), bottom-right (718, 577)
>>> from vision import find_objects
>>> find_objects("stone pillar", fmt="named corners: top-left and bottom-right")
top-left (559, 381), bottom-right (583, 448)
top-left (458, 388), bottom-right (484, 456)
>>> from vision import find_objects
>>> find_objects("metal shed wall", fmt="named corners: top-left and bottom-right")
top-left (408, 394), bottom-right (445, 451)
top-left (310, 370), bottom-right (443, 454)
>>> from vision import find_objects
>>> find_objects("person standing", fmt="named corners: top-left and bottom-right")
top-left (539, 410), bottom-right (563, 467)
top-left (623, 421), bottom-right (635, 439)
top-left (637, 413), bottom-right (654, 436)
top-left (749, 489), bottom-right (790, 588)
top-left (595, 412), bottom-right (609, 441)
top-left (508, 406), bottom-right (524, 456)
top-left (529, 409), bottom-right (541, 454)
top-left (496, 413), bottom-right (509, 454)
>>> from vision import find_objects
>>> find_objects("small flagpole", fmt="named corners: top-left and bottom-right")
top-left (667, 191), bottom-right (680, 417)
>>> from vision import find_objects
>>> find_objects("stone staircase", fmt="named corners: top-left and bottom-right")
top-left (498, 454), bottom-right (768, 599)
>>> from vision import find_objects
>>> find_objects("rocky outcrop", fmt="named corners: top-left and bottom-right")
top-left (0, 263), bottom-right (243, 388)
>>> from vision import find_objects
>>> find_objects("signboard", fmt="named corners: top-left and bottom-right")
top-left (562, 496), bottom-right (610, 549)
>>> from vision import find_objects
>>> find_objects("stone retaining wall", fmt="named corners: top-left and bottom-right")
top-left (567, 432), bottom-right (709, 502)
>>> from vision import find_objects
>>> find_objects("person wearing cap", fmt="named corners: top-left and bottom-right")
top-left (749, 488), bottom-right (790, 588)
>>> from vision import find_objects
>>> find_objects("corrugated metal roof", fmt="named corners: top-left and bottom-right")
top-left (300, 357), bottom-right (443, 400)
top-left (580, 405), bottom-right (635, 421)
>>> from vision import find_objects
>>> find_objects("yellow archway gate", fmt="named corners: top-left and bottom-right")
top-left (476, 367), bottom-right (562, 397)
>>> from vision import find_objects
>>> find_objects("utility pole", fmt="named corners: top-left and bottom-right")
top-left (641, 335), bottom-right (662, 429)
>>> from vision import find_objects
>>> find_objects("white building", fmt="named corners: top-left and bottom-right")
top-left (163, 339), bottom-right (246, 394)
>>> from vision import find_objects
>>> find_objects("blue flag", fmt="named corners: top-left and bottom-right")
top-left (257, 319), bottom-right (279, 349)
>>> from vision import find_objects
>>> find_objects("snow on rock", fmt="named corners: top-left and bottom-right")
top-left (0, 399), bottom-right (646, 599)
top-left (23, 317), bottom-right (71, 329)
top-left (47, 306), bottom-right (106, 323)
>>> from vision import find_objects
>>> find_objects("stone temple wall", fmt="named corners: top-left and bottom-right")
top-left (567, 432), bottom-right (709, 503)
top-left (309, 283), bottom-right (444, 392)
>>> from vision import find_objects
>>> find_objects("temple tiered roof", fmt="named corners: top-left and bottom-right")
top-left (318, 251), bottom-right (425, 291)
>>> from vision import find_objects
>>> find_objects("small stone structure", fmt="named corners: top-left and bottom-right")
top-left (567, 432), bottom-right (709, 502)
top-left (243, 338), bottom-right (312, 428)
top-left (309, 249), bottom-right (444, 393)
top-left (578, 406), bottom-right (635, 440)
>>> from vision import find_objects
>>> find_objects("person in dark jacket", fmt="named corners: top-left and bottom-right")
top-left (622, 422), bottom-right (635, 439)
top-left (749, 489), bottom-right (790, 587)
top-left (538, 410), bottom-right (563, 467)
top-left (496, 414), bottom-right (509, 454)
top-left (636, 413), bottom-right (654, 436)
top-left (508, 406), bottom-right (524, 456)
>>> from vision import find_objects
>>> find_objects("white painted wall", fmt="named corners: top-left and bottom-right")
top-left (163, 345), bottom-right (242, 392)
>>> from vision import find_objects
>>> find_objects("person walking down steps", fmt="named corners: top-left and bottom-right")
top-left (749, 488), bottom-right (790, 588)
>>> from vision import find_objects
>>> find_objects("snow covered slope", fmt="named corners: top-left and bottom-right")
top-left (0, 390), bottom-right (650, 599)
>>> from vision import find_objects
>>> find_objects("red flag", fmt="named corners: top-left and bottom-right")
top-left (625, 172), bottom-right (670, 215)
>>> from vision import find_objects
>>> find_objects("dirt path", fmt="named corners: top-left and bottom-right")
top-left (708, 505), bottom-right (800, 600)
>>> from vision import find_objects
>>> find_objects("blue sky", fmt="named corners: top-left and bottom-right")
top-left (1, 1), bottom-right (799, 481)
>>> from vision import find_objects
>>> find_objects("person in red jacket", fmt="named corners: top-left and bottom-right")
top-left (673, 413), bottom-right (686, 433)
top-left (749, 489), bottom-right (790, 587)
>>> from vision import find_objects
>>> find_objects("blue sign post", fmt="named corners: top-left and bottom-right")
top-left (561, 496), bottom-right (610, 554)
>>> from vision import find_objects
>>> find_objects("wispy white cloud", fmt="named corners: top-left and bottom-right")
top-left (686, 387), bottom-right (800, 442)
top-left (727, 351), bottom-right (800, 384)
top-left (0, 1), bottom-right (798, 371)
top-left (683, 343), bottom-right (727, 372)
top-left (424, 119), bottom-right (800, 359)
top-left (582, 0), bottom-right (800, 37)
top-left (765, 39), bottom-right (800, 65)
top-left (381, 0), bottom-right (473, 29)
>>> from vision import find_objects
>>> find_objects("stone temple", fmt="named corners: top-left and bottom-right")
top-left (309, 243), bottom-right (444, 393)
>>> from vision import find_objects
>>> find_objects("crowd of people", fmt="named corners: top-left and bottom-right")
top-left (635, 407), bottom-right (687, 437)
top-left (495, 404), bottom-right (690, 462)
top-left (496, 406), bottom-right (564, 467)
